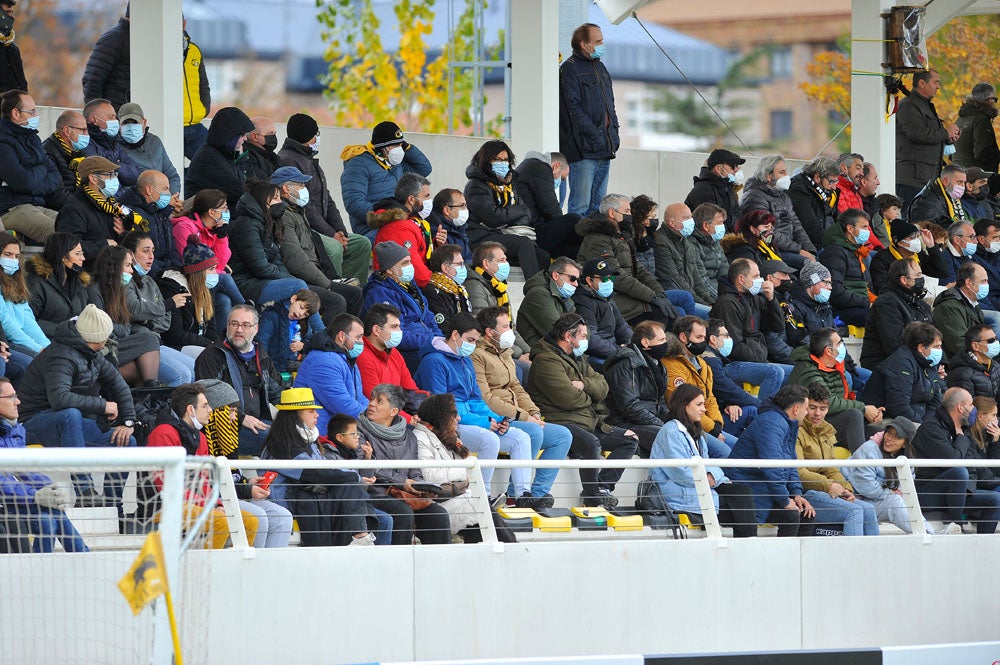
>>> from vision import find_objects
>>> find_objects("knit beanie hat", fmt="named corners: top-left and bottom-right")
top-left (196, 379), bottom-right (240, 410)
top-left (286, 113), bottom-right (319, 144)
top-left (75, 304), bottom-right (113, 343)
top-left (890, 219), bottom-right (919, 242)
top-left (374, 241), bottom-right (408, 271)
top-left (371, 121), bottom-right (405, 148)
top-left (182, 234), bottom-right (218, 274)
top-left (799, 260), bottom-right (831, 286)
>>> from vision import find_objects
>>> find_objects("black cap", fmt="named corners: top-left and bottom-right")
top-left (761, 259), bottom-right (795, 277)
top-left (582, 258), bottom-right (621, 278)
top-left (707, 149), bottom-right (746, 168)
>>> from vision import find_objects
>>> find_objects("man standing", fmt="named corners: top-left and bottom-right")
top-left (559, 23), bottom-right (619, 217)
top-left (896, 69), bottom-right (960, 208)
top-left (81, 6), bottom-right (130, 109)
top-left (0, 0), bottom-right (26, 94)
top-left (182, 17), bottom-right (211, 159)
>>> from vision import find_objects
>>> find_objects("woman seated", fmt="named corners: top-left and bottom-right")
top-left (650, 384), bottom-right (757, 537)
top-left (158, 237), bottom-right (221, 357)
top-left (26, 232), bottom-right (89, 338)
top-left (262, 387), bottom-right (376, 547)
top-left (0, 233), bottom-right (49, 357)
top-left (965, 396), bottom-right (1000, 493)
top-left (720, 210), bottom-right (781, 267)
top-left (357, 383), bottom-right (451, 545)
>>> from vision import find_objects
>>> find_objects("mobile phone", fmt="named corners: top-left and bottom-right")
top-left (257, 471), bottom-right (278, 492)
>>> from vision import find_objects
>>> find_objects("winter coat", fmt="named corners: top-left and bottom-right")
top-left (156, 269), bottom-right (217, 350)
top-left (464, 162), bottom-right (531, 244)
top-left (653, 224), bottom-right (713, 304)
top-left (117, 187), bottom-right (181, 276)
top-left (470, 335), bottom-right (540, 421)
top-left (701, 350), bottom-right (761, 409)
top-left (182, 33), bottom-right (210, 126)
top-left (125, 272), bottom-right (170, 336)
top-left (228, 192), bottom-right (294, 303)
top-left (194, 337), bottom-right (283, 423)
top-left (258, 299), bottom-right (317, 373)
top-left (861, 280), bottom-right (933, 369)
top-left (787, 172), bottom-right (837, 249)
top-left (835, 175), bottom-right (863, 214)
top-left (727, 400), bottom-right (804, 523)
top-left (369, 208), bottom-right (431, 288)
top-left (41, 133), bottom-right (82, 205)
top-left (294, 332), bottom-right (369, 433)
top-left (932, 286), bottom-right (985, 358)
top-left (908, 178), bottom-right (968, 226)
top-left (818, 223), bottom-right (870, 313)
top-left (413, 338), bottom-right (500, 429)
top-left (279, 204), bottom-right (336, 289)
top-left (684, 167), bottom-right (739, 229)
top-left (895, 91), bottom-right (950, 189)
top-left (787, 346), bottom-right (866, 417)
top-left (576, 215), bottom-right (663, 321)
top-left (422, 273), bottom-right (472, 325)
top-left (719, 232), bottom-right (780, 268)
top-left (688, 225), bottom-right (727, 302)
top-left (0, 420), bottom-right (51, 506)
top-left (738, 177), bottom-right (815, 254)
top-left (357, 416), bottom-right (423, 498)
top-left (662, 351), bottom-right (724, 435)
top-left (910, 405), bottom-right (976, 484)
top-left (355, 336), bottom-right (425, 405)
top-left (868, 242), bottom-right (951, 296)
top-left (340, 143), bottom-right (432, 236)
top-left (0, 41), bottom-right (26, 95)
top-left (414, 424), bottom-right (478, 533)
top-left (515, 152), bottom-right (563, 224)
top-left (0, 118), bottom-right (62, 216)
top-left (708, 277), bottom-right (783, 363)
top-left (558, 50), bottom-right (620, 163)
top-left (861, 345), bottom-right (943, 422)
top-left (361, 271), bottom-right (441, 370)
top-left (53, 188), bottom-right (120, 262)
top-left (795, 418), bottom-right (851, 494)
top-left (464, 267), bottom-right (530, 359)
top-left (0, 285), bottom-right (49, 354)
top-left (946, 349), bottom-right (1000, 400)
top-left (243, 145), bottom-right (279, 183)
top-left (517, 269), bottom-right (576, 348)
top-left (85, 283), bottom-right (160, 364)
top-left (571, 285), bottom-right (631, 360)
top-left (526, 336), bottom-right (611, 432)
top-left (972, 247), bottom-right (1000, 312)
top-left (953, 99), bottom-right (1000, 172)
top-left (426, 209), bottom-right (472, 262)
top-left (602, 344), bottom-right (669, 428)
top-left (119, 130), bottom-right (180, 192)
top-left (842, 439), bottom-right (897, 503)
top-left (25, 254), bottom-right (90, 337)
top-left (81, 18), bottom-right (130, 108)
top-left (171, 213), bottom-right (231, 273)
top-left (185, 107), bottom-right (255, 211)
top-left (785, 281), bottom-right (836, 347)
top-left (650, 419), bottom-right (727, 514)
top-left (81, 129), bottom-right (141, 186)
top-left (277, 138), bottom-right (348, 237)
top-left (18, 320), bottom-right (134, 423)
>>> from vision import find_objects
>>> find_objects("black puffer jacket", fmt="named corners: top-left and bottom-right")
top-left (0, 118), bottom-right (62, 216)
top-left (860, 345), bottom-right (943, 423)
top-left (514, 152), bottom-right (562, 224)
top-left (41, 133), bottom-right (83, 205)
top-left (18, 320), bottom-right (135, 422)
top-left (0, 42), bottom-right (26, 94)
top-left (787, 172), bottom-right (837, 249)
top-left (708, 277), bottom-right (783, 364)
top-left (684, 167), bottom-right (739, 230)
top-left (81, 129), bottom-right (141, 186)
top-left (81, 18), bottom-right (130, 108)
top-left (953, 99), bottom-right (1000, 172)
top-left (194, 337), bottom-right (283, 423)
top-left (464, 162), bottom-right (531, 244)
top-left (571, 285), bottom-right (631, 360)
top-left (277, 138), bottom-right (347, 236)
top-left (25, 254), bottom-right (91, 337)
top-left (117, 187), bottom-right (182, 276)
top-left (861, 280), bottom-right (932, 369)
top-left (54, 188), bottom-right (118, 262)
top-left (185, 107), bottom-right (255, 210)
top-left (228, 192), bottom-right (294, 303)
top-left (946, 349), bottom-right (1000, 400)
top-left (156, 269), bottom-right (217, 350)
top-left (602, 344), bottom-right (669, 428)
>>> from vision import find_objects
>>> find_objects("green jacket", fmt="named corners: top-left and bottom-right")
top-left (932, 286), bottom-right (985, 358)
top-left (525, 337), bottom-right (610, 432)
top-left (787, 346), bottom-right (865, 416)
top-left (518, 271), bottom-right (575, 348)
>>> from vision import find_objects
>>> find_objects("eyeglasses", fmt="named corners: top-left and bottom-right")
top-left (446, 202), bottom-right (467, 209)
top-left (979, 337), bottom-right (998, 344)
top-left (568, 317), bottom-right (586, 330)
top-left (16, 107), bottom-right (37, 117)
top-left (68, 126), bottom-right (88, 132)
top-left (228, 321), bottom-right (257, 330)
top-left (97, 171), bottom-right (119, 178)
top-left (0, 393), bottom-right (17, 400)
top-left (989, 97), bottom-right (999, 103)
top-left (558, 273), bottom-right (579, 284)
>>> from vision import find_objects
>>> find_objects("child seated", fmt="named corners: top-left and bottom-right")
top-left (258, 289), bottom-right (321, 374)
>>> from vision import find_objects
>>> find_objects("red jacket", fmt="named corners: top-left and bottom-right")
top-left (148, 418), bottom-right (213, 502)
top-left (372, 218), bottom-right (432, 288)
top-left (835, 175), bottom-right (863, 213)
top-left (355, 336), bottom-right (427, 422)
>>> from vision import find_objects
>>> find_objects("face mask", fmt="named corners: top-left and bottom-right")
top-left (925, 347), bottom-right (943, 367)
top-left (291, 187), bottom-right (309, 208)
top-left (270, 202), bottom-right (288, 220)
top-left (987, 340), bottom-right (1000, 359)
top-left (976, 282), bottom-right (990, 300)
top-left (399, 264), bottom-right (415, 284)
top-left (685, 340), bottom-right (708, 356)
top-left (100, 176), bottom-right (120, 198)
top-left (646, 342), bottom-right (670, 360)
top-left (23, 116), bottom-right (39, 131)
top-left (133, 262), bottom-right (150, 277)
top-left (72, 133), bottom-right (90, 151)
top-left (459, 340), bottom-right (477, 357)
top-left (853, 228), bottom-right (870, 245)
top-left (963, 241), bottom-right (978, 257)
top-left (679, 218), bottom-right (695, 237)
top-left (943, 143), bottom-right (957, 157)
top-left (728, 171), bottom-right (745, 186)
top-left (814, 287), bottom-right (831, 303)
top-left (901, 238), bottom-right (922, 254)
top-left (455, 209), bottom-right (469, 226)
top-left (910, 277), bottom-right (926, 294)
top-left (835, 341), bottom-right (847, 364)
top-left (620, 213), bottom-right (633, 227)
top-left (498, 329), bottom-right (516, 349)
top-left (348, 340), bottom-right (364, 359)
top-left (151, 191), bottom-right (172, 210)
top-left (774, 279), bottom-right (791, 295)
top-left (494, 261), bottom-right (510, 282)
top-left (453, 265), bottom-right (468, 285)
top-left (205, 272), bottom-right (220, 289)
top-left (718, 337), bottom-right (734, 358)
top-left (573, 338), bottom-right (589, 357)
top-left (748, 277), bottom-right (764, 295)
top-left (190, 414), bottom-right (204, 431)
top-left (597, 279), bottom-right (614, 298)
top-left (590, 45), bottom-right (606, 60)
top-left (775, 175), bottom-right (792, 191)
top-left (311, 135), bottom-right (322, 154)
top-left (263, 134), bottom-right (278, 152)
top-left (553, 178), bottom-right (561, 191)
top-left (711, 224), bottom-right (726, 241)
top-left (103, 119), bottom-right (120, 137)
top-left (761, 231), bottom-right (774, 245)
top-left (0, 257), bottom-right (18, 275)
top-left (387, 146), bottom-right (404, 166)
top-left (951, 184), bottom-right (965, 200)
top-left (557, 282), bottom-right (576, 298)
top-left (966, 405), bottom-right (977, 427)
top-left (491, 161), bottom-right (510, 179)
top-left (420, 198), bottom-right (433, 219)
top-left (120, 124), bottom-right (143, 144)
top-left (66, 263), bottom-right (83, 276)
top-left (121, 271), bottom-right (133, 286)
top-left (385, 329), bottom-right (403, 349)
top-left (988, 241), bottom-right (1000, 254)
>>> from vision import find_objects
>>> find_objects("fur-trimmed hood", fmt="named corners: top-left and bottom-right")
top-left (719, 232), bottom-right (751, 254)
top-left (959, 98), bottom-right (999, 120)
top-left (575, 214), bottom-right (619, 238)
top-left (26, 254), bottom-right (91, 286)
top-left (366, 207), bottom-right (411, 230)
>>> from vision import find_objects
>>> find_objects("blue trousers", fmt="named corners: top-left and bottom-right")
top-left (25, 506), bottom-right (89, 553)
top-left (916, 467), bottom-right (1000, 533)
top-left (805, 489), bottom-right (879, 536)
top-left (508, 420), bottom-right (572, 497)
top-left (568, 158), bottom-right (610, 217)
top-left (724, 361), bottom-right (790, 400)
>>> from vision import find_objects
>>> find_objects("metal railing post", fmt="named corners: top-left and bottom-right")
top-left (895, 456), bottom-right (929, 541)
top-left (691, 457), bottom-right (725, 544)
top-left (467, 458), bottom-right (500, 546)
top-left (215, 457), bottom-right (253, 557)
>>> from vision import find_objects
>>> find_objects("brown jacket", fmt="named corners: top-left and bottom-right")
top-left (471, 336), bottom-right (539, 420)
top-left (795, 417), bottom-right (853, 493)
top-left (661, 340), bottom-right (723, 435)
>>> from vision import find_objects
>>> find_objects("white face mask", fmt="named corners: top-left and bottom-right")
top-left (420, 198), bottom-right (433, 219)
top-left (455, 209), bottom-right (469, 226)
top-left (498, 329), bottom-right (516, 349)
top-left (775, 175), bottom-right (792, 191)
top-left (387, 145), bottom-right (405, 166)
top-left (901, 238), bottom-right (923, 254)
top-left (190, 412), bottom-right (204, 431)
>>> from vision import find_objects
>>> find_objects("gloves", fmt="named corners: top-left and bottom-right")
top-left (650, 294), bottom-right (678, 322)
top-left (35, 484), bottom-right (74, 511)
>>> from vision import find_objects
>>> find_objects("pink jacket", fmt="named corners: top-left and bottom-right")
top-left (171, 214), bottom-right (231, 273)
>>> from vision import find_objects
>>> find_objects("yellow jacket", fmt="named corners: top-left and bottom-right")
top-left (795, 418), bottom-right (853, 493)
top-left (183, 37), bottom-right (210, 126)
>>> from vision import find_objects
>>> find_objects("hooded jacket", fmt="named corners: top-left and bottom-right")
top-left (257, 298), bottom-right (317, 373)
top-left (787, 346), bottom-right (866, 417)
top-left (119, 129), bottom-right (180, 192)
top-left (81, 18), bottom-right (130, 108)
top-left (650, 419), bottom-right (727, 514)
top-left (953, 99), bottom-right (1000, 172)
top-left (340, 142), bottom-right (432, 236)
top-left (514, 151), bottom-right (563, 224)
top-left (25, 254), bottom-right (91, 337)
top-left (361, 271), bottom-right (441, 370)
top-left (517, 269), bottom-right (576, 348)
top-left (787, 172), bottom-right (838, 248)
top-left (525, 336), bottom-right (611, 432)
top-left (369, 207), bottom-right (431, 287)
top-left (932, 286), bottom-right (985, 358)
top-left (576, 214), bottom-right (663, 321)
top-left (860, 345), bottom-right (943, 423)
top-left (0, 118), bottom-right (62, 216)
top-left (818, 222), bottom-right (871, 312)
top-left (661, 345), bottom-right (723, 434)
top-left (602, 343), bottom-right (669, 428)
top-left (228, 191), bottom-right (295, 303)
top-left (470, 334), bottom-right (539, 421)
top-left (413, 337), bottom-right (500, 429)
top-left (294, 331), bottom-right (368, 433)
top-left (463, 162), bottom-right (531, 244)
top-left (277, 138), bottom-right (348, 237)
top-left (684, 166), bottom-right (739, 228)
top-left (571, 284), bottom-right (631, 360)
top-left (861, 280), bottom-right (932, 369)
top-left (171, 213), bottom-right (230, 274)
top-left (739, 177), bottom-right (815, 254)
top-left (708, 277), bottom-right (783, 363)
top-left (558, 50), bottom-right (620, 163)
top-left (895, 91), bottom-right (950, 189)
top-left (653, 223), bottom-right (713, 304)
top-left (185, 107), bottom-right (255, 210)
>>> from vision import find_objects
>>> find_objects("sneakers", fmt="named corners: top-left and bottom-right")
top-left (489, 493), bottom-right (508, 510)
top-left (332, 277), bottom-right (361, 288)
top-left (78, 488), bottom-right (107, 508)
top-left (582, 488), bottom-right (618, 509)
top-left (936, 522), bottom-right (963, 535)
top-left (347, 533), bottom-right (376, 547)
top-left (515, 492), bottom-right (555, 510)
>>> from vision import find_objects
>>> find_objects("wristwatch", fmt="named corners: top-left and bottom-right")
top-left (121, 419), bottom-right (136, 428)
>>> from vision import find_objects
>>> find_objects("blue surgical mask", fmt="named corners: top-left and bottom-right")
top-left (0, 257), bottom-right (19, 275)
top-left (72, 133), bottom-right (90, 151)
top-left (121, 271), bottom-right (133, 286)
top-left (399, 264), bottom-right (415, 284)
top-left (748, 277), bottom-right (764, 295)
top-left (590, 45), bottom-right (606, 60)
top-left (220, 210), bottom-right (231, 224)
top-left (987, 340), bottom-right (1000, 359)
top-left (292, 187), bottom-right (309, 207)
top-left (853, 228), bottom-right (870, 245)
top-left (453, 265), bottom-right (468, 285)
top-left (24, 116), bottom-right (39, 131)
top-left (494, 261), bottom-right (510, 282)
top-left (963, 241), bottom-right (978, 257)
top-left (120, 124), bottom-right (144, 144)
top-left (385, 329), bottom-right (403, 349)
top-left (491, 161), bottom-right (510, 179)
top-left (155, 192), bottom-right (172, 210)
top-left (573, 338), bottom-right (589, 357)
top-left (711, 224), bottom-right (725, 241)
top-left (553, 178), bottom-right (561, 191)
top-left (459, 340), bottom-right (477, 357)
top-left (103, 119), bottom-right (120, 137)
top-left (835, 341), bottom-right (847, 363)
top-left (977, 282), bottom-right (990, 301)
top-left (133, 262), bottom-right (149, 276)
top-left (719, 337), bottom-right (734, 357)
top-left (557, 282), bottom-right (576, 298)
top-left (100, 176), bottom-right (120, 198)
top-left (926, 347), bottom-right (943, 366)
top-left (814, 287), bottom-right (832, 303)
top-left (679, 218), bottom-right (695, 237)
top-left (205, 272), bottom-right (220, 289)
top-left (597, 279), bottom-right (614, 298)
top-left (348, 341), bottom-right (365, 359)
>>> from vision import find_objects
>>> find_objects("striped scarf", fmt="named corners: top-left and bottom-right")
top-left (474, 266), bottom-right (509, 311)
top-left (428, 272), bottom-right (472, 313)
top-left (757, 238), bottom-right (781, 261)
top-left (0, 29), bottom-right (14, 47)
top-left (82, 184), bottom-right (149, 232)
top-left (936, 178), bottom-right (968, 222)
top-left (487, 181), bottom-right (516, 209)
top-left (206, 406), bottom-right (240, 457)
top-left (52, 132), bottom-right (85, 186)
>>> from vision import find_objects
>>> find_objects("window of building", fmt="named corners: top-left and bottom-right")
top-left (770, 110), bottom-right (793, 140)
top-left (770, 47), bottom-right (792, 79)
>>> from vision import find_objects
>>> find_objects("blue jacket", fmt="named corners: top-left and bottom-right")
top-left (294, 331), bottom-right (369, 434)
top-left (841, 439), bottom-right (895, 503)
top-left (0, 118), bottom-right (62, 215)
top-left (558, 50), bottom-right (620, 162)
top-left (0, 419), bottom-right (51, 505)
top-left (362, 272), bottom-right (441, 369)
top-left (701, 350), bottom-right (761, 409)
top-left (117, 186), bottom-right (182, 277)
top-left (340, 144), bottom-right (432, 236)
top-left (258, 300), bottom-right (317, 373)
top-left (412, 337), bottom-right (499, 429)
top-left (0, 288), bottom-right (48, 354)
top-left (81, 128), bottom-right (141, 186)
top-left (650, 419), bottom-right (727, 514)
top-left (972, 248), bottom-right (1000, 312)
top-left (427, 209), bottom-right (472, 262)
top-left (727, 400), bottom-right (803, 522)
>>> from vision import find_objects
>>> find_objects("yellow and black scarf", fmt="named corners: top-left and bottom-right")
top-left (206, 406), bottom-right (239, 457)
top-left (474, 266), bottom-right (510, 311)
top-left (428, 272), bottom-right (472, 314)
top-left (936, 178), bottom-right (968, 222)
top-left (0, 29), bottom-right (14, 47)
top-left (487, 181), bottom-right (516, 208)
top-left (82, 184), bottom-right (149, 232)
top-left (52, 132), bottom-right (85, 186)
top-left (757, 238), bottom-right (781, 261)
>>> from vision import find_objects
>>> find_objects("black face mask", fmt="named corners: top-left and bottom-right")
top-left (646, 342), bottom-right (670, 359)
top-left (269, 202), bottom-right (288, 220)
top-left (263, 134), bottom-right (278, 152)
top-left (685, 340), bottom-right (708, 356)
top-left (620, 213), bottom-right (633, 227)
top-left (910, 276), bottom-right (926, 295)
top-left (774, 279), bottom-right (791, 294)
top-left (66, 263), bottom-right (83, 276)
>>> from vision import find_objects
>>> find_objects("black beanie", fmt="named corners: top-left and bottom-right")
top-left (371, 121), bottom-right (405, 148)
top-left (286, 113), bottom-right (319, 144)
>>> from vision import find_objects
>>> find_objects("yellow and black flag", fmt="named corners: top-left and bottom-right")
top-left (118, 531), bottom-right (168, 615)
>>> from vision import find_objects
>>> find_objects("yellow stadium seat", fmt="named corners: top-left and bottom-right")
top-left (497, 506), bottom-right (572, 532)
top-left (743, 382), bottom-right (761, 397)
top-left (570, 507), bottom-right (643, 531)
top-left (833, 446), bottom-right (851, 460)
top-left (848, 325), bottom-right (865, 339)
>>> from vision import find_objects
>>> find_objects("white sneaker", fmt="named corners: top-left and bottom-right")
top-left (348, 533), bottom-right (376, 547)
top-left (935, 522), bottom-right (963, 535)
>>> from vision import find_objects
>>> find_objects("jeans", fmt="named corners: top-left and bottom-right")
top-left (708, 433), bottom-right (733, 458)
top-left (258, 278), bottom-right (326, 333)
top-left (723, 405), bottom-right (757, 439)
top-left (1, 347), bottom-right (32, 388)
top-left (508, 420), bottom-right (572, 497)
top-left (238, 499), bottom-right (293, 548)
top-left (457, 423), bottom-right (532, 497)
top-left (804, 489), bottom-right (879, 536)
top-left (369, 496), bottom-right (451, 545)
top-left (158, 345), bottom-right (195, 386)
top-left (238, 422), bottom-right (272, 456)
top-left (724, 361), bottom-right (788, 400)
top-left (916, 467), bottom-right (1000, 533)
top-left (25, 408), bottom-right (136, 498)
top-left (212, 272), bottom-right (245, 331)
top-left (665, 290), bottom-right (697, 317)
top-left (183, 123), bottom-right (209, 161)
top-left (372, 508), bottom-right (394, 545)
top-left (26, 507), bottom-right (89, 553)
top-left (847, 366), bottom-right (872, 394)
top-left (568, 158), bottom-right (611, 217)
top-left (563, 423), bottom-right (639, 498)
